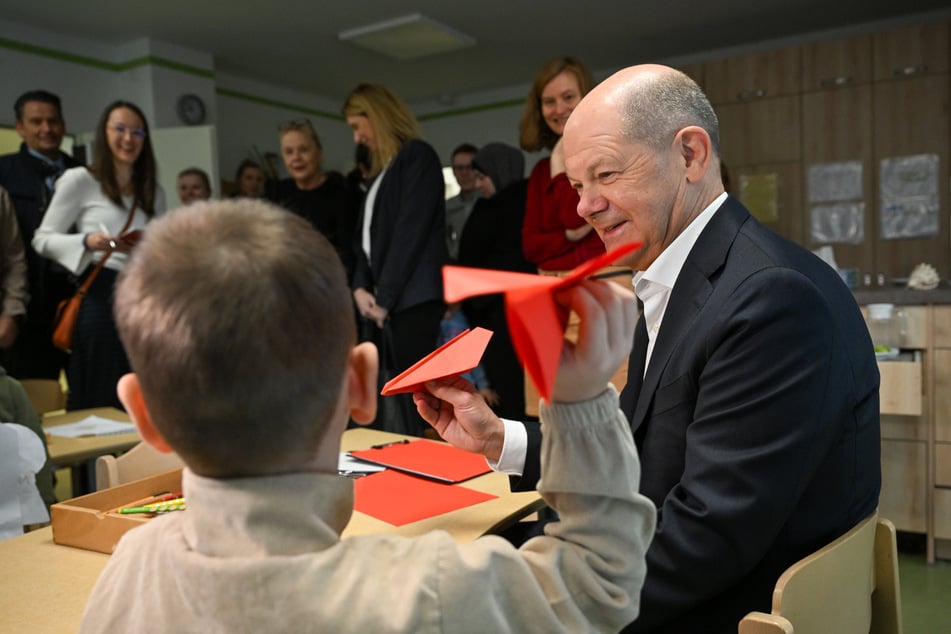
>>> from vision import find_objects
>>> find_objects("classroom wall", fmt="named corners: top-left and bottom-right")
top-left (2, 10), bottom-right (948, 189)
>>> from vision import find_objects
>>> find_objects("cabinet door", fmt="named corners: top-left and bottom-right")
top-left (879, 439), bottom-right (927, 532)
top-left (705, 47), bottom-right (802, 105)
top-left (873, 21), bottom-right (950, 81)
top-left (872, 74), bottom-right (950, 282)
top-left (802, 34), bottom-right (873, 92)
top-left (732, 163), bottom-right (803, 244)
top-left (717, 96), bottom-right (801, 167)
top-left (801, 85), bottom-right (874, 272)
top-left (936, 349), bottom-right (951, 443)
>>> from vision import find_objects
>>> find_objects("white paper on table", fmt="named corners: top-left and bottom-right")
top-left (46, 415), bottom-right (136, 438)
top-left (0, 423), bottom-right (50, 540)
top-left (338, 452), bottom-right (386, 475)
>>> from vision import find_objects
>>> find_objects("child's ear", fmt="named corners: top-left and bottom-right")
top-left (347, 342), bottom-right (378, 425)
top-left (116, 373), bottom-right (173, 454)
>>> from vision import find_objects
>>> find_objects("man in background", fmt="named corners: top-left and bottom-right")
top-left (0, 90), bottom-right (80, 379)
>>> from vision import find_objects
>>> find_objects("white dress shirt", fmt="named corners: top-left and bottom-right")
top-left (492, 192), bottom-right (728, 475)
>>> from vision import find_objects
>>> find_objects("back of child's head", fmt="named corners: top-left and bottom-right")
top-left (114, 199), bottom-right (355, 477)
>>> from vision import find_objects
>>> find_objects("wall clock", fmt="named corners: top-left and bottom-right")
top-left (176, 94), bottom-right (206, 125)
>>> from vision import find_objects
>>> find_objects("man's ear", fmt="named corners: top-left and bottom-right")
top-left (116, 373), bottom-right (173, 454)
top-left (347, 342), bottom-right (378, 425)
top-left (676, 126), bottom-right (713, 184)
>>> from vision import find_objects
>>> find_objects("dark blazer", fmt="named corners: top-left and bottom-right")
top-left (352, 139), bottom-right (447, 314)
top-left (516, 197), bottom-right (881, 632)
top-left (0, 143), bottom-right (79, 310)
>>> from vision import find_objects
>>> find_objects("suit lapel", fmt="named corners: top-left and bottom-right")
top-left (630, 197), bottom-right (750, 434)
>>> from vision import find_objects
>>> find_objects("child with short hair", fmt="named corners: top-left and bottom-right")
top-left (80, 199), bottom-right (655, 633)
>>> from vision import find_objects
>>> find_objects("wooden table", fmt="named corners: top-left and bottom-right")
top-left (43, 407), bottom-right (140, 496)
top-left (0, 428), bottom-right (544, 632)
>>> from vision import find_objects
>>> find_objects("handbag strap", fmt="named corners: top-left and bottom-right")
top-left (76, 200), bottom-right (138, 295)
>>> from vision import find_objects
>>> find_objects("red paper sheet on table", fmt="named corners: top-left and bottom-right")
top-left (353, 469), bottom-right (497, 526)
top-left (381, 327), bottom-right (493, 396)
top-left (443, 242), bottom-right (641, 401)
top-left (349, 438), bottom-right (491, 483)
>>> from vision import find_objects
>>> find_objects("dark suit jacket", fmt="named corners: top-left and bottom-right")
top-left (516, 197), bottom-right (881, 632)
top-left (351, 139), bottom-right (447, 314)
top-left (0, 143), bottom-right (79, 311)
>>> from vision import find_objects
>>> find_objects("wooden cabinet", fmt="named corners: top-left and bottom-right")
top-left (936, 490), bottom-right (951, 543)
top-left (936, 349), bottom-right (951, 443)
top-left (878, 362), bottom-right (923, 416)
top-left (880, 439), bottom-right (928, 533)
top-left (718, 95), bottom-right (802, 243)
top-left (866, 302), bottom-right (951, 562)
top-left (872, 74), bottom-right (951, 282)
top-left (873, 21), bottom-right (949, 81)
top-left (705, 47), bottom-right (802, 105)
top-left (802, 34), bottom-right (873, 91)
top-left (801, 84), bottom-right (874, 275)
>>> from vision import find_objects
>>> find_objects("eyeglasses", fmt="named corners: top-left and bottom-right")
top-left (109, 124), bottom-right (147, 140)
top-left (452, 163), bottom-right (474, 172)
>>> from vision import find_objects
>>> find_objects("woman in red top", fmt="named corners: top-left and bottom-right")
top-left (519, 57), bottom-right (604, 271)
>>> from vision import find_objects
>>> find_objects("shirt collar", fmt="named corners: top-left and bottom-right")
top-left (27, 146), bottom-right (64, 171)
top-left (633, 192), bottom-right (728, 293)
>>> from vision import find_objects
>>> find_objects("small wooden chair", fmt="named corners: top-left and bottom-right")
top-left (95, 442), bottom-right (184, 490)
top-left (738, 511), bottom-right (902, 634)
top-left (19, 378), bottom-right (66, 416)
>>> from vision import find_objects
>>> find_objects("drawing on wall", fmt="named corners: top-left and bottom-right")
top-left (879, 153), bottom-right (940, 240)
top-left (807, 160), bottom-right (864, 244)
top-left (739, 172), bottom-right (778, 223)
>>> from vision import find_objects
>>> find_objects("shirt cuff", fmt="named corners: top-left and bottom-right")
top-left (486, 418), bottom-right (527, 475)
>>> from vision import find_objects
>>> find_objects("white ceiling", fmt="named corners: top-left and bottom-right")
top-left (0, 1), bottom-right (948, 105)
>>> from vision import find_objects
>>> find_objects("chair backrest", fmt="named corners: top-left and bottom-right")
top-left (18, 379), bottom-right (66, 416)
top-left (95, 442), bottom-right (184, 490)
top-left (738, 511), bottom-right (903, 634)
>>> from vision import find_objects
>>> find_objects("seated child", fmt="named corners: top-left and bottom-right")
top-left (80, 199), bottom-right (655, 633)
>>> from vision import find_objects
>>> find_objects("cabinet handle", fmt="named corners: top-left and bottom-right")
top-left (737, 88), bottom-right (766, 100)
top-left (819, 76), bottom-right (853, 88)
top-left (893, 64), bottom-right (928, 78)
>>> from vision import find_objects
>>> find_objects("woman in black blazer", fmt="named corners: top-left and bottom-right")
top-left (342, 83), bottom-right (449, 435)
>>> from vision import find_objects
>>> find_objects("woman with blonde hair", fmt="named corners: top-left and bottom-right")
top-left (520, 56), bottom-right (604, 271)
top-left (270, 119), bottom-right (356, 277)
top-left (342, 83), bottom-right (448, 435)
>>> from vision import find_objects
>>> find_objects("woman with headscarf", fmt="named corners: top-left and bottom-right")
top-left (458, 142), bottom-right (535, 420)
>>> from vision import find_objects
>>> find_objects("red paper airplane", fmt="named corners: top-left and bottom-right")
top-left (442, 242), bottom-right (640, 402)
top-left (380, 327), bottom-right (494, 395)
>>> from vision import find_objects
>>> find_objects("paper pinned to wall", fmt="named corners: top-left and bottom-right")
top-left (808, 161), bottom-right (863, 203)
top-left (739, 172), bottom-right (778, 223)
top-left (807, 161), bottom-right (865, 244)
top-left (879, 154), bottom-right (940, 240)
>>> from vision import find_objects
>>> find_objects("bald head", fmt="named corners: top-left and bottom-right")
top-left (567, 64), bottom-right (720, 156)
top-left (563, 64), bottom-right (726, 271)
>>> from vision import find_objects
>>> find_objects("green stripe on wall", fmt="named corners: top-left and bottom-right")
top-left (0, 36), bottom-right (524, 119)
top-left (214, 88), bottom-right (342, 121)
top-left (0, 37), bottom-right (213, 78)
top-left (0, 36), bottom-right (115, 71)
top-left (417, 98), bottom-right (524, 121)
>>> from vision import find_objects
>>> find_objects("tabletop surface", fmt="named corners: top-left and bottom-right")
top-left (43, 407), bottom-right (139, 467)
top-left (0, 428), bottom-right (544, 633)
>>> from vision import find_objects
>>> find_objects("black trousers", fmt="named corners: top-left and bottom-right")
top-left (368, 299), bottom-right (444, 436)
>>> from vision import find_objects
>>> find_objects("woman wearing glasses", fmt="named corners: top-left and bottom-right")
top-left (270, 120), bottom-right (356, 278)
top-left (33, 100), bottom-right (165, 411)
top-left (343, 83), bottom-right (448, 436)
